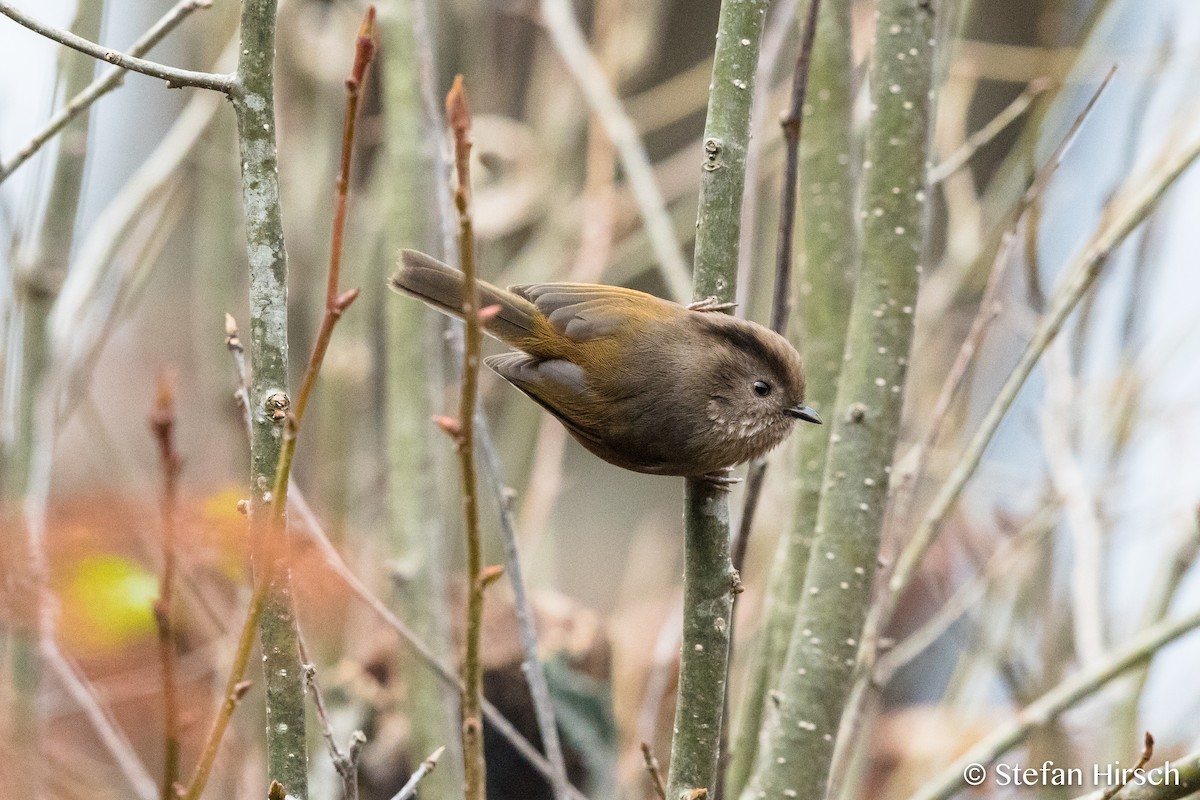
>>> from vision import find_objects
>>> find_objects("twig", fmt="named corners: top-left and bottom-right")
top-left (0, 1), bottom-right (232, 92)
top-left (928, 77), bottom-right (1053, 184)
top-left (444, 75), bottom-right (488, 800)
top-left (731, 0), bottom-right (824, 576)
top-left (302, 660), bottom-right (367, 800)
top-left (537, 0), bottom-right (691, 302)
top-left (478, 414), bottom-right (572, 800)
top-left (1100, 733), bottom-right (1155, 800)
top-left (909, 610), bottom-right (1200, 800)
top-left (391, 746), bottom-right (446, 800)
top-left (1073, 747), bottom-right (1200, 800)
top-left (224, 313), bottom-right (252, 434)
top-left (641, 742), bottom-right (668, 800)
top-left (0, 0), bottom-right (212, 184)
top-left (149, 371), bottom-right (183, 800)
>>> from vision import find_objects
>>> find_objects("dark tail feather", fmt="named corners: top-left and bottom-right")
top-left (390, 250), bottom-right (539, 344)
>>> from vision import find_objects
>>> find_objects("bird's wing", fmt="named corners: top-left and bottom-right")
top-left (508, 283), bottom-right (677, 342)
top-left (484, 352), bottom-right (604, 444)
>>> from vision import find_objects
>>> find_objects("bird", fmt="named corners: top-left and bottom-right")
top-left (390, 249), bottom-right (820, 479)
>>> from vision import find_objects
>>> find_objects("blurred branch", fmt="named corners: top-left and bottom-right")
top-left (667, 0), bottom-right (769, 795)
top-left (0, 1), bottom-right (232, 91)
top-left (1043, 337), bottom-right (1107, 665)
top-left (641, 742), bottom-right (668, 800)
top-left (379, 0), bottom-right (464, 792)
top-left (928, 78), bottom-right (1053, 184)
top-left (538, 0), bottom-right (691, 302)
top-left (0, 0), bottom-right (212, 184)
top-left (887, 99), bottom-right (1200, 608)
top-left (909, 609), bottom-right (1200, 800)
top-left (149, 372), bottom-right (183, 799)
top-left (743, 0), bottom-right (936, 796)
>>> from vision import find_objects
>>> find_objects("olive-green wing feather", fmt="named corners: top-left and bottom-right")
top-left (509, 283), bottom-right (678, 342)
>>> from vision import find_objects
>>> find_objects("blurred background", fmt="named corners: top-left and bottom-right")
top-left (3, 0), bottom-right (1200, 797)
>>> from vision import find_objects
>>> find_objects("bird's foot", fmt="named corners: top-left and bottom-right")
top-left (687, 296), bottom-right (738, 313)
top-left (697, 470), bottom-right (742, 491)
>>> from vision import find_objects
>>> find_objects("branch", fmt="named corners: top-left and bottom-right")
top-left (0, 0), bottom-right (212, 184)
top-left (909, 610), bottom-right (1200, 800)
top-left (742, 0), bottom-right (937, 795)
top-left (0, 1), bottom-right (232, 92)
top-left (667, 0), bottom-right (769, 796)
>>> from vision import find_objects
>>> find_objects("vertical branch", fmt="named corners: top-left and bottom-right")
top-left (150, 372), bottom-right (183, 799)
top-left (726, 0), bottom-right (856, 793)
top-left (379, 0), bottom-right (465, 793)
top-left (667, 0), bottom-right (769, 797)
top-left (445, 75), bottom-right (488, 800)
top-left (743, 0), bottom-right (937, 797)
top-left (230, 0), bottom-right (302, 793)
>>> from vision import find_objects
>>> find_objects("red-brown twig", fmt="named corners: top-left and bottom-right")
top-left (178, 10), bottom-right (375, 798)
top-left (444, 73), bottom-right (488, 800)
top-left (149, 371), bottom-right (183, 800)
top-left (641, 742), bottom-right (668, 800)
top-left (1100, 733), bottom-right (1155, 800)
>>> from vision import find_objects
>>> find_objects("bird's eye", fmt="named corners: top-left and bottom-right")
top-left (753, 380), bottom-right (772, 397)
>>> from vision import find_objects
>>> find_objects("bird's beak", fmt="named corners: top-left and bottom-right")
top-left (786, 405), bottom-right (822, 424)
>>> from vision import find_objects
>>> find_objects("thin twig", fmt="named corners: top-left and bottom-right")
top-left (641, 742), bottom-right (668, 800)
top-left (224, 313), bottom-right (252, 434)
top-left (1100, 733), bottom-right (1155, 800)
top-left (538, 0), bottom-right (691, 302)
top-left (478, 413), bottom-right (572, 800)
top-left (444, 74), bottom-right (488, 800)
top-left (149, 371), bottom-right (183, 800)
top-left (0, 0), bottom-right (212, 183)
top-left (0, 1), bottom-right (232, 92)
top-left (391, 746), bottom-right (446, 800)
top-left (929, 77), bottom-right (1053, 184)
top-left (302, 660), bottom-right (367, 800)
top-left (909, 610), bottom-right (1200, 800)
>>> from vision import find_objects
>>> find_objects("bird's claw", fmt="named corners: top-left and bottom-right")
top-left (698, 470), bottom-right (742, 491)
top-left (687, 296), bottom-right (738, 313)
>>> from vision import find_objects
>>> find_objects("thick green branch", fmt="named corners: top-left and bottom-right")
top-left (725, 0), bottom-right (857, 793)
top-left (742, 1), bottom-right (936, 798)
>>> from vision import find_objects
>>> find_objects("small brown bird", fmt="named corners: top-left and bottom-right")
top-left (390, 250), bottom-right (820, 478)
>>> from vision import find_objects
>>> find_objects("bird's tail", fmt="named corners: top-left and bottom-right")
top-left (390, 249), bottom-right (540, 345)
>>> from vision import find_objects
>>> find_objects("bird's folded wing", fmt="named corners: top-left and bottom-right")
top-left (509, 283), bottom-right (674, 342)
top-left (484, 352), bottom-right (604, 444)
